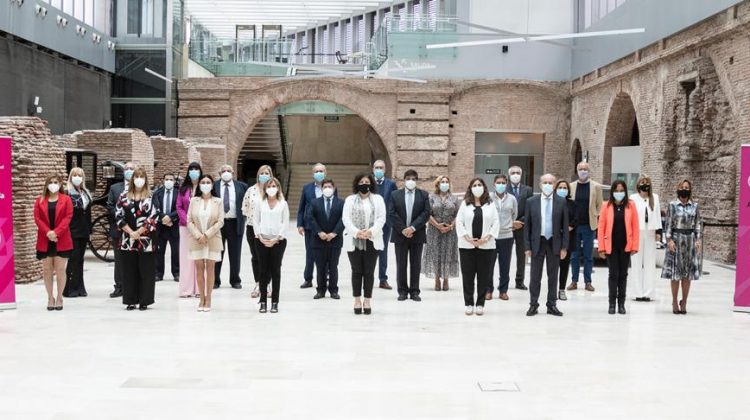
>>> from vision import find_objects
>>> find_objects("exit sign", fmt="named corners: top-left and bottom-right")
top-left (324, 116), bottom-right (339, 122)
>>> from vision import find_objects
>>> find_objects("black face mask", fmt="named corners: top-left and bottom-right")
top-left (676, 189), bottom-right (690, 199)
top-left (638, 184), bottom-right (651, 193)
top-left (357, 184), bottom-right (371, 194)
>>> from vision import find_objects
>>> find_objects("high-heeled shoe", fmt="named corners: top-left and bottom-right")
top-left (55, 297), bottom-right (63, 311)
top-left (259, 302), bottom-right (267, 313)
top-left (679, 299), bottom-right (687, 314)
top-left (354, 307), bottom-right (362, 315)
top-left (126, 305), bottom-right (136, 311)
top-left (47, 298), bottom-right (55, 311)
top-left (270, 303), bottom-right (278, 313)
top-left (138, 305), bottom-right (148, 311)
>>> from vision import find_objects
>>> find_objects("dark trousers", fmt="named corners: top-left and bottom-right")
top-left (459, 248), bottom-right (494, 306)
top-left (394, 241), bottom-right (423, 297)
top-left (315, 246), bottom-right (341, 294)
top-left (155, 227), bottom-right (180, 280)
top-left (258, 239), bottom-right (287, 303)
top-left (303, 229), bottom-right (315, 282)
top-left (511, 228), bottom-right (527, 285)
top-left (112, 238), bottom-right (124, 290)
top-left (570, 225), bottom-right (595, 283)
top-left (64, 238), bottom-right (88, 297)
top-left (121, 251), bottom-right (156, 306)
top-left (529, 237), bottom-right (560, 308)
top-left (492, 238), bottom-right (514, 293)
top-left (245, 225), bottom-right (261, 283)
top-left (377, 226), bottom-right (392, 282)
top-left (559, 252), bottom-right (570, 290)
top-left (348, 241), bottom-right (378, 298)
top-left (607, 248), bottom-right (630, 304)
top-left (215, 218), bottom-right (242, 286)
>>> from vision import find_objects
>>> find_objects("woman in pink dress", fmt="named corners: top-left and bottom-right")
top-left (177, 162), bottom-right (202, 297)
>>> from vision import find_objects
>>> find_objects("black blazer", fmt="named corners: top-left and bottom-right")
top-left (309, 196), bottom-right (345, 249)
top-left (153, 186), bottom-right (180, 236)
top-left (68, 189), bottom-right (92, 239)
top-left (509, 184), bottom-right (534, 223)
top-left (564, 198), bottom-right (578, 249)
top-left (213, 179), bottom-right (249, 237)
top-left (523, 194), bottom-right (569, 257)
top-left (388, 188), bottom-right (430, 244)
top-left (106, 182), bottom-right (126, 239)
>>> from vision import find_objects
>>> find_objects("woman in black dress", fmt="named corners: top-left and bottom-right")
top-left (64, 167), bottom-right (92, 298)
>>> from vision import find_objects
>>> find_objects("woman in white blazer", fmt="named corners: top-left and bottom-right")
top-left (455, 178), bottom-right (499, 316)
top-left (629, 176), bottom-right (662, 302)
top-left (342, 173), bottom-right (387, 315)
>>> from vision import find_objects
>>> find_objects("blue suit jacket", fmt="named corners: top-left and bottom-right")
top-left (297, 182), bottom-right (338, 230)
top-left (309, 196), bottom-right (345, 249)
top-left (152, 186), bottom-right (180, 238)
top-left (213, 179), bottom-right (248, 237)
top-left (373, 177), bottom-right (397, 226)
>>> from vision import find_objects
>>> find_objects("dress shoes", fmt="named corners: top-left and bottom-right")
top-left (379, 281), bottom-right (393, 290)
top-left (566, 282), bottom-right (578, 291)
top-left (397, 295), bottom-right (408, 301)
top-left (213, 283), bottom-right (220, 289)
top-left (618, 303), bottom-right (627, 315)
top-left (300, 281), bottom-right (313, 289)
top-left (526, 305), bottom-right (539, 316)
top-left (231, 284), bottom-right (242, 290)
top-left (608, 303), bottom-right (616, 314)
top-left (515, 283), bottom-right (528, 291)
top-left (546, 306), bottom-right (563, 316)
top-left (330, 293), bottom-right (341, 300)
top-left (410, 295), bottom-right (422, 302)
top-left (485, 292), bottom-right (493, 301)
top-left (313, 292), bottom-right (325, 299)
top-left (110, 289), bottom-right (123, 298)
top-left (584, 283), bottom-right (595, 292)
top-left (499, 293), bottom-right (509, 301)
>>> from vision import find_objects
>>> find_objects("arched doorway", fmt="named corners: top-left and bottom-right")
top-left (571, 138), bottom-right (582, 179)
top-left (602, 92), bottom-right (639, 184)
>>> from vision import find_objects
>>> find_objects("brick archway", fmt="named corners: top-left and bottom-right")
top-left (602, 92), bottom-right (638, 184)
top-left (226, 79), bottom-right (397, 173)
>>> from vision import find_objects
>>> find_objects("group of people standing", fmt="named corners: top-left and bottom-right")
top-left (33, 158), bottom-right (703, 317)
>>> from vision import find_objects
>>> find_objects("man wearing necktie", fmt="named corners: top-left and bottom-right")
top-left (388, 170), bottom-right (431, 301)
top-left (153, 173), bottom-right (180, 282)
top-left (309, 179), bottom-right (345, 299)
top-left (508, 166), bottom-right (534, 291)
top-left (372, 160), bottom-right (397, 290)
top-left (213, 165), bottom-right (248, 289)
top-left (524, 174), bottom-right (568, 317)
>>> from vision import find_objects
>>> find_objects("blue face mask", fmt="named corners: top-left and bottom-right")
top-left (188, 169), bottom-right (200, 181)
top-left (439, 183), bottom-right (450, 193)
top-left (556, 188), bottom-right (568, 198)
top-left (613, 192), bottom-right (626, 202)
top-left (124, 169), bottom-right (134, 180)
top-left (374, 169), bottom-right (385, 179)
top-left (541, 184), bottom-right (554, 196)
top-left (495, 183), bottom-right (506, 194)
top-left (313, 172), bottom-right (325, 182)
top-left (258, 174), bottom-right (271, 184)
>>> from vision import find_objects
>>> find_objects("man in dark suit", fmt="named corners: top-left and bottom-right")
top-left (372, 159), bottom-right (397, 290)
top-left (106, 161), bottom-right (135, 298)
top-left (309, 179), bottom-right (345, 299)
top-left (388, 169), bottom-right (430, 301)
top-left (523, 174), bottom-right (569, 317)
top-left (297, 163), bottom-right (331, 289)
top-left (213, 164), bottom-right (248, 289)
top-left (508, 165), bottom-right (534, 290)
top-left (153, 173), bottom-right (180, 282)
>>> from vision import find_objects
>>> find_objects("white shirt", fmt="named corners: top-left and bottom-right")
top-left (220, 180), bottom-right (237, 218)
top-left (163, 188), bottom-right (174, 214)
top-left (241, 185), bottom-right (261, 226)
top-left (630, 192), bottom-right (662, 231)
top-left (314, 183), bottom-right (323, 199)
top-left (455, 201), bottom-right (499, 250)
top-left (541, 194), bottom-right (554, 239)
top-left (253, 199), bottom-right (289, 239)
top-left (342, 194), bottom-right (387, 253)
top-left (361, 196), bottom-right (372, 228)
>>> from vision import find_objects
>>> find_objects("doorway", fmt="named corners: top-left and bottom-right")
top-left (474, 131), bottom-right (545, 192)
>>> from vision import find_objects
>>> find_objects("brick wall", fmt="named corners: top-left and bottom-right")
top-left (150, 136), bottom-right (200, 187)
top-left (75, 129), bottom-right (155, 187)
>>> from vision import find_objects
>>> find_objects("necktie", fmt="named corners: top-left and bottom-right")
top-left (544, 197), bottom-right (553, 239)
top-left (165, 190), bottom-right (171, 214)
top-left (514, 186), bottom-right (519, 196)
top-left (325, 198), bottom-right (331, 218)
top-left (223, 182), bottom-right (230, 214)
top-left (406, 191), bottom-right (414, 226)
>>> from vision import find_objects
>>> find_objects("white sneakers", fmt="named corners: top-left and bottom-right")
top-left (465, 306), bottom-right (485, 316)
top-left (558, 290), bottom-right (567, 301)
top-left (475, 306), bottom-right (484, 316)
top-left (465, 306), bottom-right (474, 316)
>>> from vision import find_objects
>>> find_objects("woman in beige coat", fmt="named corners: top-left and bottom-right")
top-left (187, 174), bottom-right (225, 312)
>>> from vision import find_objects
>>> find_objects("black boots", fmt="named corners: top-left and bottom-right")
top-left (609, 300), bottom-right (627, 315)
top-left (608, 303), bottom-right (616, 315)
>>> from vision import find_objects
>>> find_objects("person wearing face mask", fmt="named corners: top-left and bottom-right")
top-left (106, 161), bottom-right (135, 298)
top-left (297, 163), bottom-right (332, 289)
top-left (212, 164), bottom-right (248, 289)
top-left (309, 179), bottom-right (345, 299)
top-left (63, 167), bottom-right (92, 298)
top-left (598, 180), bottom-right (640, 315)
top-left (662, 179), bottom-right (702, 315)
top-left (342, 173), bottom-right (387, 315)
top-left (241, 165), bottom-right (274, 298)
top-left (153, 173), bottom-right (181, 282)
top-left (115, 168), bottom-right (159, 311)
top-left (507, 166), bottom-right (533, 291)
top-left (176, 162), bottom-right (203, 297)
top-left (187, 174), bottom-right (225, 312)
top-left (423, 175), bottom-right (459, 292)
top-left (630, 176), bottom-right (662, 302)
top-left (455, 178), bottom-right (498, 316)
top-left (524, 174), bottom-right (568, 317)
top-left (554, 180), bottom-right (577, 301)
top-left (372, 159), bottom-right (397, 290)
top-left (34, 174), bottom-right (74, 310)
top-left (487, 174), bottom-right (517, 301)
top-left (388, 169), bottom-right (431, 301)
top-left (568, 161), bottom-right (603, 292)
top-left (253, 178), bottom-right (290, 313)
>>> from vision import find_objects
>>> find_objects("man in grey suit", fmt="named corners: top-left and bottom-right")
top-left (524, 174), bottom-right (569, 317)
top-left (106, 161), bottom-right (135, 298)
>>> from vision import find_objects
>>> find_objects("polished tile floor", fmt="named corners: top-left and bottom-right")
top-left (1, 228), bottom-right (749, 420)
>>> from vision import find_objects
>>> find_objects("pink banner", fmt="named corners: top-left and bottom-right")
top-left (736, 145), bottom-right (750, 311)
top-left (0, 136), bottom-right (16, 309)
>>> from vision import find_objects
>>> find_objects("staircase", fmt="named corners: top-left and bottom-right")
top-left (239, 115), bottom-right (284, 163)
top-left (286, 163), bottom-right (370, 217)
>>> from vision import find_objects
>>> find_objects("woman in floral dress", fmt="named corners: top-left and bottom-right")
top-left (423, 175), bottom-right (460, 291)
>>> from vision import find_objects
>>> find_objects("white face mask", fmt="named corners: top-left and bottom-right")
top-left (510, 174), bottom-right (521, 184)
top-left (322, 187), bottom-right (334, 198)
top-left (164, 180), bottom-right (174, 190)
top-left (471, 186), bottom-right (484, 198)
top-left (266, 187), bottom-right (278, 198)
top-left (221, 171), bottom-right (233, 182)
top-left (199, 184), bottom-right (213, 195)
top-left (47, 183), bottom-right (60, 194)
top-left (133, 177), bottom-right (146, 189)
top-left (405, 179), bottom-right (417, 190)
top-left (71, 176), bottom-right (83, 187)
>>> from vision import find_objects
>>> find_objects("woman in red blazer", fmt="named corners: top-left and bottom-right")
top-left (597, 180), bottom-right (640, 315)
top-left (34, 174), bottom-right (74, 311)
